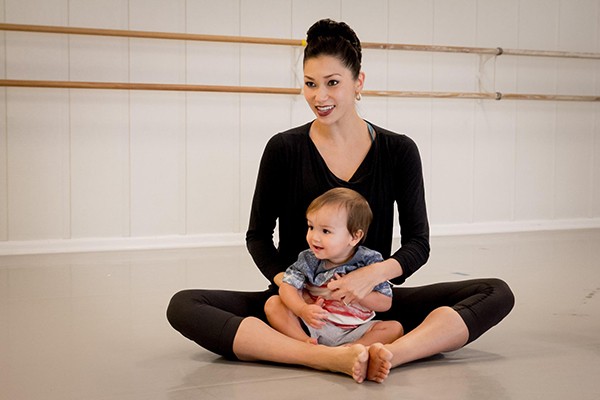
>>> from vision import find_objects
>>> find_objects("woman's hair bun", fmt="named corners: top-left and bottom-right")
top-left (306, 19), bottom-right (361, 56)
top-left (303, 19), bottom-right (362, 78)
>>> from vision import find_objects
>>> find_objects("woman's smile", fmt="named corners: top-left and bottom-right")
top-left (315, 105), bottom-right (335, 117)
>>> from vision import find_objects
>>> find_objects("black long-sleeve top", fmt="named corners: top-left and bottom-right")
top-left (246, 121), bottom-right (430, 286)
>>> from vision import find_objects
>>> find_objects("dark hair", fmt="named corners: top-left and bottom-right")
top-left (307, 188), bottom-right (372, 245)
top-left (303, 19), bottom-right (362, 80)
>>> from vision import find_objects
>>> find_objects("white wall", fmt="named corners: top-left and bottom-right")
top-left (0, 0), bottom-right (599, 254)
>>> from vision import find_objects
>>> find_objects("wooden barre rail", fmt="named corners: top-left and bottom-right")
top-left (2, 79), bottom-right (599, 102)
top-left (0, 79), bottom-right (301, 95)
top-left (2, 22), bottom-right (600, 60)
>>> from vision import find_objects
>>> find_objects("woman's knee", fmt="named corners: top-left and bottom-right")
top-left (460, 278), bottom-right (515, 344)
top-left (166, 289), bottom-right (206, 330)
top-left (166, 290), bottom-right (189, 329)
top-left (486, 278), bottom-right (515, 317)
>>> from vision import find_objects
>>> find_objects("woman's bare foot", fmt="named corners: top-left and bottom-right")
top-left (326, 344), bottom-right (369, 383)
top-left (367, 343), bottom-right (393, 383)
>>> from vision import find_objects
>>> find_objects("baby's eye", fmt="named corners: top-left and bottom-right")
top-left (322, 229), bottom-right (331, 234)
top-left (307, 225), bottom-right (314, 231)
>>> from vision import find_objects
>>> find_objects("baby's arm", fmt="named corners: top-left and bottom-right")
top-left (356, 290), bottom-right (392, 312)
top-left (279, 283), bottom-right (329, 328)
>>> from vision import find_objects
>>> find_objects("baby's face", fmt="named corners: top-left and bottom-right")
top-left (306, 204), bottom-right (358, 265)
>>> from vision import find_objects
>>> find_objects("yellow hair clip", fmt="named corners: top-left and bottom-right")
top-left (301, 39), bottom-right (307, 47)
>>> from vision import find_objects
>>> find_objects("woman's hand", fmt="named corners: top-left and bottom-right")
top-left (327, 259), bottom-right (403, 304)
top-left (327, 267), bottom-right (380, 305)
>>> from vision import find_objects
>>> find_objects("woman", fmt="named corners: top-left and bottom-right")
top-left (167, 19), bottom-right (514, 384)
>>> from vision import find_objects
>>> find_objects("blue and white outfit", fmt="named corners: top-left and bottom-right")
top-left (282, 246), bottom-right (392, 346)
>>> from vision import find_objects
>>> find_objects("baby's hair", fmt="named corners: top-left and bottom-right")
top-left (307, 187), bottom-right (372, 244)
top-left (303, 19), bottom-right (362, 80)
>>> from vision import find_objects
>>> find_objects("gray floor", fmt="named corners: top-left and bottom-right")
top-left (1, 229), bottom-right (599, 400)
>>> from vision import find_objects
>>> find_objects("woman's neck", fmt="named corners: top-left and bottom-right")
top-left (312, 114), bottom-right (367, 143)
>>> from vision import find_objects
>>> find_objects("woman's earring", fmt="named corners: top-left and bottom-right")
top-left (355, 92), bottom-right (362, 101)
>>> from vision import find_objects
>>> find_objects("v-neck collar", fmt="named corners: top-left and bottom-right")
top-left (306, 121), bottom-right (376, 184)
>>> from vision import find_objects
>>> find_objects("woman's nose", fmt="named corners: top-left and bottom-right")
top-left (315, 86), bottom-right (329, 101)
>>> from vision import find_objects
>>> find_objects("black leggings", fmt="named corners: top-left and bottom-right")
top-left (166, 278), bottom-right (514, 360)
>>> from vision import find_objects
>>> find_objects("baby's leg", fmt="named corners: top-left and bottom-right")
top-left (353, 320), bottom-right (404, 347)
top-left (264, 295), bottom-right (315, 344)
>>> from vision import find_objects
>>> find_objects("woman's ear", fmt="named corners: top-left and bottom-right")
top-left (355, 71), bottom-right (365, 94)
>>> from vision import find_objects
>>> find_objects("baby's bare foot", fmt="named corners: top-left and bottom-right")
top-left (349, 344), bottom-right (369, 383)
top-left (327, 344), bottom-right (368, 383)
top-left (367, 343), bottom-right (393, 383)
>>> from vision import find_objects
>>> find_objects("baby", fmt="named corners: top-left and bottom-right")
top-left (265, 187), bottom-right (403, 347)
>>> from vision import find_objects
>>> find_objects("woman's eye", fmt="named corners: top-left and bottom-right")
top-left (328, 80), bottom-right (339, 86)
top-left (305, 81), bottom-right (316, 88)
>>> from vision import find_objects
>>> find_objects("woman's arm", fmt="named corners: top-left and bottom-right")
top-left (246, 135), bottom-right (286, 284)
top-left (389, 135), bottom-right (430, 284)
top-left (356, 290), bottom-right (392, 312)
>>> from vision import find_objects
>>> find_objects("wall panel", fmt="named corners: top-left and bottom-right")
top-left (69, 0), bottom-right (129, 29)
top-left (5, 32), bottom-right (68, 81)
top-left (0, 88), bottom-right (6, 241)
top-left (517, 0), bottom-right (559, 96)
top-left (473, 101), bottom-right (516, 223)
top-left (558, 0), bottom-right (598, 53)
top-left (514, 102), bottom-right (556, 220)
top-left (129, 0), bottom-right (185, 32)
top-left (0, 1), bottom-right (6, 241)
top-left (476, 0), bottom-right (519, 48)
top-left (291, 0), bottom-right (341, 39)
top-left (433, 0), bottom-right (476, 46)
top-left (388, 0), bottom-right (433, 44)
top-left (186, 0), bottom-right (240, 35)
top-left (186, 93), bottom-right (240, 235)
top-left (7, 88), bottom-right (70, 240)
top-left (594, 104), bottom-right (600, 217)
top-left (239, 95), bottom-right (293, 230)
top-left (130, 39), bottom-right (186, 84)
top-left (341, 0), bottom-right (388, 42)
top-left (430, 100), bottom-right (475, 224)
top-left (70, 90), bottom-right (130, 238)
top-left (129, 91), bottom-right (186, 236)
top-left (476, 0), bottom-right (518, 94)
top-left (240, 0), bottom-right (291, 37)
top-left (554, 102), bottom-right (595, 218)
top-left (5, 0), bottom-right (67, 25)
top-left (432, 1), bottom-right (477, 93)
top-left (70, 36), bottom-right (129, 83)
top-left (240, 0), bottom-right (293, 89)
top-left (386, 98), bottom-right (433, 207)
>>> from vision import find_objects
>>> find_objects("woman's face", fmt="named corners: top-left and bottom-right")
top-left (303, 55), bottom-right (364, 126)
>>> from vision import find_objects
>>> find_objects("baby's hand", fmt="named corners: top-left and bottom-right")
top-left (300, 298), bottom-right (328, 329)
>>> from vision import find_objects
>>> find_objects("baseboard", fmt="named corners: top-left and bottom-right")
top-left (1, 218), bottom-right (599, 256)
top-left (0, 233), bottom-right (246, 256)
top-left (430, 218), bottom-right (600, 236)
